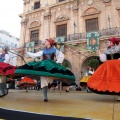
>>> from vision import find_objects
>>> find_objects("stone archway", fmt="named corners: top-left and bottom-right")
top-left (81, 56), bottom-right (101, 78)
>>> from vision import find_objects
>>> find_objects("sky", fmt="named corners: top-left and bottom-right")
top-left (0, 0), bottom-right (23, 38)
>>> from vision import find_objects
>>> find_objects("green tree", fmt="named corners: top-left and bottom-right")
top-left (62, 60), bottom-right (70, 69)
top-left (87, 58), bottom-right (100, 70)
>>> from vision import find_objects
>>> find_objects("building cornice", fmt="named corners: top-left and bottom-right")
top-left (50, 0), bottom-right (74, 8)
top-left (23, 0), bottom-right (75, 16)
top-left (116, 7), bottom-right (120, 10)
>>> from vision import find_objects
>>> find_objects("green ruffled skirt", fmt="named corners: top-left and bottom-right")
top-left (15, 60), bottom-right (75, 84)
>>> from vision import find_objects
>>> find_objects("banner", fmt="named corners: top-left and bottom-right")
top-left (25, 42), bottom-right (35, 53)
top-left (25, 42), bottom-right (35, 57)
top-left (55, 36), bottom-right (65, 53)
top-left (86, 32), bottom-right (99, 51)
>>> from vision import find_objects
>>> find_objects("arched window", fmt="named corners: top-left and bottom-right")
top-left (83, 7), bottom-right (100, 32)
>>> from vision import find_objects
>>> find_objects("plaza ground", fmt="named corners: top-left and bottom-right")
top-left (0, 90), bottom-right (120, 120)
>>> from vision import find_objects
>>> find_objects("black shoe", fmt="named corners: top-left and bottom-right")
top-left (4, 92), bottom-right (8, 96)
top-left (44, 99), bottom-right (48, 102)
top-left (66, 90), bottom-right (69, 92)
top-left (4, 90), bottom-right (8, 96)
top-left (0, 95), bottom-right (5, 97)
top-left (117, 99), bottom-right (120, 101)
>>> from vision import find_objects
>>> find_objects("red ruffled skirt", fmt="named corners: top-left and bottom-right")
top-left (17, 76), bottom-right (36, 87)
top-left (0, 62), bottom-right (16, 76)
top-left (87, 60), bottom-right (120, 95)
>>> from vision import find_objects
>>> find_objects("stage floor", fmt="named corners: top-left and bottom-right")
top-left (0, 90), bottom-right (120, 120)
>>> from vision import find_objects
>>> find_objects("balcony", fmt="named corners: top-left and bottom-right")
top-left (99, 27), bottom-right (120, 37)
top-left (31, 27), bottom-right (120, 47)
top-left (56, 27), bottom-right (120, 43)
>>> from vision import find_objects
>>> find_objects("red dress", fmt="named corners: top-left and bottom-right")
top-left (17, 76), bottom-right (36, 87)
top-left (87, 51), bottom-right (120, 95)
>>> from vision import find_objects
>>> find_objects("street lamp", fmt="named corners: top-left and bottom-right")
top-left (108, 15), bottom-right (111, 29)
top-left (74, 22), bottom-right (76, 34)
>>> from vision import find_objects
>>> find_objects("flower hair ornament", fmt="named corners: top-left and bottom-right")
top-left (108, 37), bottom-right (120, 45)
top-left (46, 38), bottom-right (57, 47)
top-left (87, 66), bottom-right (91, 69)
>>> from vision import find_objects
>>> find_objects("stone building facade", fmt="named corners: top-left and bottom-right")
top-left (18, 0), bottom-right (120, 84)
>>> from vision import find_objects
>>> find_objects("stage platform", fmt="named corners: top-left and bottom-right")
top-left (0, 90), bottom-right (120, 120)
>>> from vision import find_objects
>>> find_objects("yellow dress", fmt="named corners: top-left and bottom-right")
top-left (80, 76), bottom-right (91, 83)
top-left (80, 76), bottom-right (91, 87)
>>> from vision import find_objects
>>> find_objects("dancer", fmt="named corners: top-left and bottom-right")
top-left (0, 46), bottom-right (10, 97)
top-left (86, 66), bottom-right (94, 92)
top-left (17, 76), bottom-right (36, 92)
top-left (49, 80), bottom-right (57, 91)
top-left (61, 82), bottom-right (70, 92)
top-left (23, 39), bottom-right (75, 102)
top-left (87, 37), bottom-right (120, 97)
top-left (80, 66), bottom-right (94, 92)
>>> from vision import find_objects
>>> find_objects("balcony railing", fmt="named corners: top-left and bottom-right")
top-left (65, 32), bottom-right (86, 42)
top-left (99, 27), bottom-right (120, 37)
top-left (18, 27), bottom-right (120, 50)
top-left (64, 27), bottom-right (120, 42)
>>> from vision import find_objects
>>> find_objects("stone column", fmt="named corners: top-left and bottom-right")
top-left (72, 4), bottom-right (79, 34)
top-left (18, 19), bottom-right (29, 66)
top-left (43, 9), bottom-right (51, 39)
top-left (20, 19), bottom-right (28, 47)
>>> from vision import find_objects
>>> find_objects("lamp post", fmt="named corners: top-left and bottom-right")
top-left (46, 0), bottom-right (48, 6)
top-left (108, 15), bottom-right (111, 29)
top-left (74, 22), bottom-right (76, 34)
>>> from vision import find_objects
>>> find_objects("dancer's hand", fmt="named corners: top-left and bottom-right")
top-left (96, 50), bottom-right (101, 55)
top-left (99, 50), bottom-right (101, 54)
top-left (24, 48), bottom-right (27, 54)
